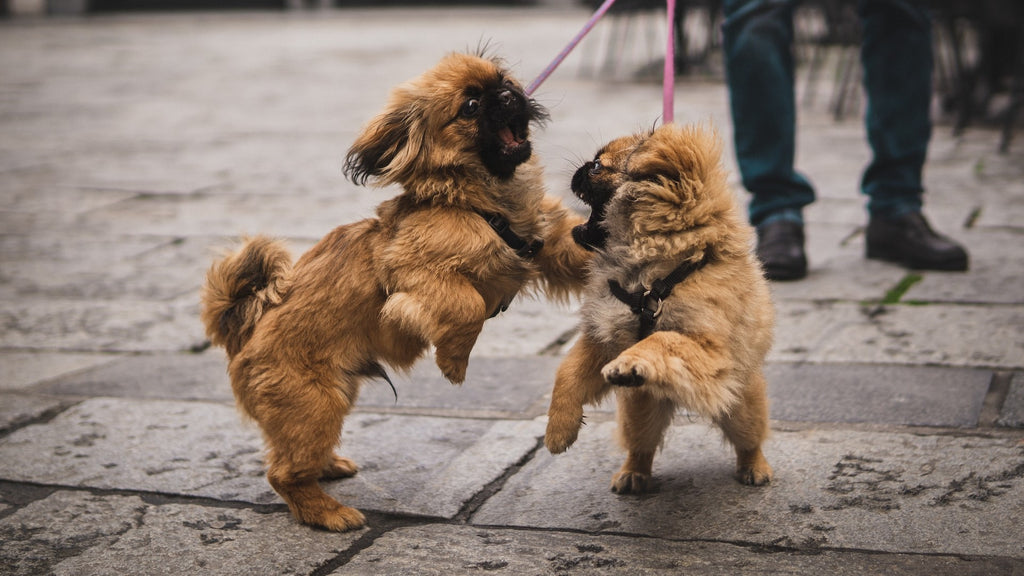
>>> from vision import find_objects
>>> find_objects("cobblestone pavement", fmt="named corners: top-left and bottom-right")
top-left (1, 5), bottom-right (1022, 575)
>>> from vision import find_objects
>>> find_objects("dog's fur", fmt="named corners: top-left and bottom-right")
top-left (200, 53), bottom-right (591, 531)
top-left (544, 124), bottom-right (774, 493)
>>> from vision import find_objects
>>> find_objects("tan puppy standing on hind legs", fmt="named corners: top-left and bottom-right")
top-left (201, 52), bottom-right (591, 532)
top-left (545, 124), bottom-right (774, 493)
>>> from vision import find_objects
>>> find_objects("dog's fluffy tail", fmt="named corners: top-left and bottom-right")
top-left (200, 236), bottom-right (292, 358)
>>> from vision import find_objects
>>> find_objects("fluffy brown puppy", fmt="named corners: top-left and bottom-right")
top-left (200, 52), bottom-right (590, 532)
top-left (545, 124), bottom-right (774, 494)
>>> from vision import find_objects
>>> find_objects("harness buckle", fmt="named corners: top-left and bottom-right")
top-left (641, 290), bottom-right (664, 319)
top-left (486, 213), bottom-right (510, 234)
top-left (516, 239), bottom-right (544, 259)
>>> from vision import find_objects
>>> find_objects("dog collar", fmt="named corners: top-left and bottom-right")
top-left (607, 254), bottom-right (710, 340)
top-left (478, 211), bottom-right (544, 259)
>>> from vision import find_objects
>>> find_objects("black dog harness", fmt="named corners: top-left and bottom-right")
top-left (479, 211), bottom-right (545, 259)
top-left (477, 211), bottom-right (544, 317)
top-left (607, 254), bottom-right (710, 340)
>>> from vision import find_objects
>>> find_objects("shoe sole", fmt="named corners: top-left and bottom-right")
top-left (763, 264), bottom-right (808, 281)
top-left (866, 246), bottom-right (968, 271)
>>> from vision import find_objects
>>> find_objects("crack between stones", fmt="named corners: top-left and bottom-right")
top-left (461, 522), bottom-right (1024, 564)
top-left (308, 524), bottom-right (392, 576)
top-left (0, 398), bottom-right (80, 441)
top-left (0, 481), bottom-right (286, 516)
top-left (978, 371), bottom-right (1013, 427)
top-left (453, 436), bottom-right (544, 524)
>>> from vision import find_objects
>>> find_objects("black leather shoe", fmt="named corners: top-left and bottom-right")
top-left (756, 220), bottom-right (808, 281)
top-left (866, 212), bottom-right (968, 271)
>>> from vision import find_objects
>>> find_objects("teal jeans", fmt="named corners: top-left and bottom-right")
top-left (722, 0), bottom-right (933, 225)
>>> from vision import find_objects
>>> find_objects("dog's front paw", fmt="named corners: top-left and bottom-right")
top-left (544, 415), bottom-right (582, 454)
top-left (436, 354), bottom-right (469, 384)
top-left (602, 356), bottom-right (650, 387)
top-left (611, 470), bottom-right (651, 494)
top-left (736, 460), bottom-right (773, 486)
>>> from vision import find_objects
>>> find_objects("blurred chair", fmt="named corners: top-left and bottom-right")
top-left (798, 0), bottom-right (861, 121)
top-left (931, 0), bottom-right (1023, 152)
top-left (578, 0), bottom-right (721, 80)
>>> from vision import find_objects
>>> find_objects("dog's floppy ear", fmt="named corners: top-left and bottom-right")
top-left (344, 96), bottom-right (426, 187)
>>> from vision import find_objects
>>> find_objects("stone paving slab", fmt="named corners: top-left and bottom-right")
top-left (813, 303), bottom-right (1024, 368)
top-left (335, 524), bottom-right (1020, 576)
top-left (0, 297), bottom-right (205, 353)
top-left (0, 393), bottom-right (70, 435)
top-left (0, 398), bottom-right (544, 519)
top-left (0, 490), bottom-right (361, 576)
top-left (903, 229), bottom-right (1024, 305)
top-left (472, 421), bottom-right (1024, 558)
top-left (1000, 372), bottom-right (1024, 428)
top-left (0, 168), bottom-right (137, 213)
top-left (1, 235), bottom-right (211, 302)
top-left (768, 301), bottom-right (865, 363)
top-left (0, 227), bottom-right (158, 265)
top-left (75, 191), bottom-right (379, 242)
top-left (975, 200), bottom-right (1024, 230)
top-left (764, 363), bottom-right (991, 427)
top-left (21, 136), bottom-right (354, 200)
top-left (0, 351), bottom-right (116, 390)
top-left (35, 351), bottom-right (232, 402)
top-left (771, 300), bottom-right (1024, 368)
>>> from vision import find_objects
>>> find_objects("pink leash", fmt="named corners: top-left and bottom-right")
top-left (526, 0), bottom-right (677, 124)
top-left (662, 0), bottom-right (676, 123)
top-left (525, 0), bottom-right (620, 96)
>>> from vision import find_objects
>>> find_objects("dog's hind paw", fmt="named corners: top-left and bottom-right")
top-left (436, 355), bottom-right (469, 384)
top-left (611, 470), bottom-right (651, 494)
top-left (306, 504), bottom-right (367, 532)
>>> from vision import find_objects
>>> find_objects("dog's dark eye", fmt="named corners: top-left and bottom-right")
top-left (461, 98), bottom-right (481, 117)
top-left (588, 161), bottom-right (602, 176)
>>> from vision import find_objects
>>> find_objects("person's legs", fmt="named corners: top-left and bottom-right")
top-left (859, 0), bottom-right (968, 270)
top-left (723, 0), bottom-right (812, 279)
top-left (722, 0), bottom-right (815, 226)
top-left (859, 0), bottom-right (930, 217)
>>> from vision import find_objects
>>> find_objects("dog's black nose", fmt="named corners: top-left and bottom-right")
top-left (498, 90), bottom-right (515, 109)
top-left (571, 164), bottom-right (590, 197)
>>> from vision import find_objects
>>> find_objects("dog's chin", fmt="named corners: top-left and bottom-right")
top-left (572, 221), bottom-right (608, 252)
top-left (481, 129), bottom-right (533, 179)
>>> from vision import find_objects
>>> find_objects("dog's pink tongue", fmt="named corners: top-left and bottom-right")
top-left (499, 127), bottom-right (524, 146)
